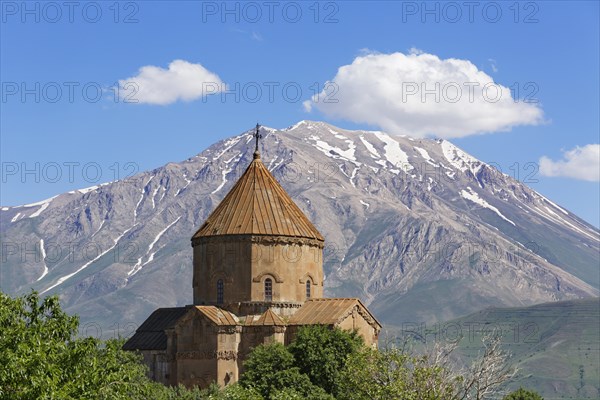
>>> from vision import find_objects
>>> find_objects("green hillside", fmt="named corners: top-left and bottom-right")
top-left (394, 298), bottom-right (600, 399)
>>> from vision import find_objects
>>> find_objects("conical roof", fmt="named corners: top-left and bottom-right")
top-left (193, 152), bottom-right (324, 241)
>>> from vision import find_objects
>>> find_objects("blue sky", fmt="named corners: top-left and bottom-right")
top-left (1, 1), bottom-right (599, 226)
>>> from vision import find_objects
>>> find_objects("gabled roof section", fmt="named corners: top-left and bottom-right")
top-left (247, 308), bottom-right (286, 326)
top-left (193, 153), bottom-right (324, 241)
top-left (289, 298), bottom-right (381, 329)
top-left (123, 307), bottom-right (189, 351)
top-left (179, 306), bottom-right (239, 326)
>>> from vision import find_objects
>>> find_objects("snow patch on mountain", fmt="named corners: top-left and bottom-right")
top-left (158, 186), bottom-right (168, 203)
top-left (129, 216), bottom-right (182, 277)
top-left (350, 166), bottom-right (359, 188)
top-left (327, 127), bottom-right (347, 140)
top-left (151, 186), bottom-right (160, 209)
top-left (441, 140), bottom-right (483, 176)
top-left (285, 120), bottom-right (308, 131)
top-left (268, 157), bottom-right (285, 172)
top-left (134, 192), bottom-right (145, 220)
top-left (213, 137), bottom-right (242, 161)
top-left (41, 226), bottom-right (133, 294)
top-left (212, 154), bottom-right (241, 194)
top-left (30, 202), bottom-right (50, 218)
top-left (7, 195), bottom-right (58, 220)
top-left (68, 182), bottom-right (111, 195)
top-left (460, 187), bottom-right (515, 226)
top-left (37, 239), bottom-right (48, 281)
top-left (176, 173), bottom-right (193, 196)
top-left (359, 136), bottom-right (381, 158)
top-left (540, 195), bottom-right (569, 216)
top-left (20, 195), bottom-right (58, 208)
top-left (268, 156), bottom-right (279, 170)
top-left (372, 131), bottom-right (412, 172)
top-left (92, 219), bottom-right (106, 237)
top-left (526, 202), bottom-right (598, 241)
top-left (426, 176), bottom-right (434, 191)
top-left (413, 146), bottom-right (439, 167)
top-left (309, 135), bottom-right (360, 166)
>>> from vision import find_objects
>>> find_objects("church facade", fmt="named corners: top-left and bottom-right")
top-left (124, 130), bottom-right (381, 388)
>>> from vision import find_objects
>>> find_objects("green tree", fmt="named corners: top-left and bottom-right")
top-left (338, 346), bottom-right (460, 400)
top-left (0, 291), bottom-right (185, 400)
top-left (338, 335), bottom-right (515, 400)
top-left (288, 325), bottom-right (363, 396)
top-left (503, 387), bottom-right (544, 400)
top-left (239, 343), bottom-right (333, 400)
top-left (208, 384), bottom-right (262, 400)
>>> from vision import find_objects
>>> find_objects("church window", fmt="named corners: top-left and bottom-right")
top-left (306, 280), bottom-right (311, 298)
top-left (216, 279), bottom-right (224, 304)
top-left (264, 278), bottom-right (273, 301)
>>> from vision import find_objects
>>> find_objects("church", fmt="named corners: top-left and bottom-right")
top-left (124, 125), bottom-right (381, 388)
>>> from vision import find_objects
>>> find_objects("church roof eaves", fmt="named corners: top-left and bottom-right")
top-left (288, 298), bottom-right (382, 329)
top-left (122, 306), bottom-right (190, 351)
top-left (192, 306), bottom-right (239, 326)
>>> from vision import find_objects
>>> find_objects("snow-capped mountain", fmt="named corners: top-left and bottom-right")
top-left (1, 121), bottom-right (598, 333)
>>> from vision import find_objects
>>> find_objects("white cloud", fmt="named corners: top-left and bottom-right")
top-left (118, 60), bottom-right (225, 105)
top-left (539, 144), bottom-right (600, 182)
top-left (358, 48), bottom-right (377, 56)
top-left (304, 51), bottom-right (544, 138)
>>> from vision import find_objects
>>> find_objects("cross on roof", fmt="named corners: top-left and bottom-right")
top-left (254, 123), bottom-right (262, 154)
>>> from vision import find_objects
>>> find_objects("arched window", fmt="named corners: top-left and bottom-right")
top-left (306, 280), bottom-right (311, 299)
top-left (216, 279), bottom-right (224, 304)
top-left (264, 278), bottom-right (273, 301)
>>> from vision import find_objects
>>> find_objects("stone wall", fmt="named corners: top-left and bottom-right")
top-left (192, 235), bottom-right (323, 308)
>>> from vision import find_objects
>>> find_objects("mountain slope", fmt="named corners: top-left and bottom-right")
top-left (1, 121), bottom-right (598, 335)
top-left (411, 298), bottom-right (600, 399)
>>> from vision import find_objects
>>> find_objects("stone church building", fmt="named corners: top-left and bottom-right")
top-left (124, 129), bottom-right (381, 388)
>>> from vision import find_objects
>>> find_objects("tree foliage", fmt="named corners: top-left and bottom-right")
top-left (0, 291), bottom-right (170, 399)
top-left (337, 335), bottom-right (516, 400)
top-left (0, 291), bottom-right (260, 400)
top-left (503, 387), bottom-right (544, 400)
top-left (239, 325), bottom-right (364, 398)
top-left (239, 342), bottom-right (333, 400)
top-left (288, 325), bottom-right (363, 396)
top-left (338, 346), bottom-right (460, 400)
